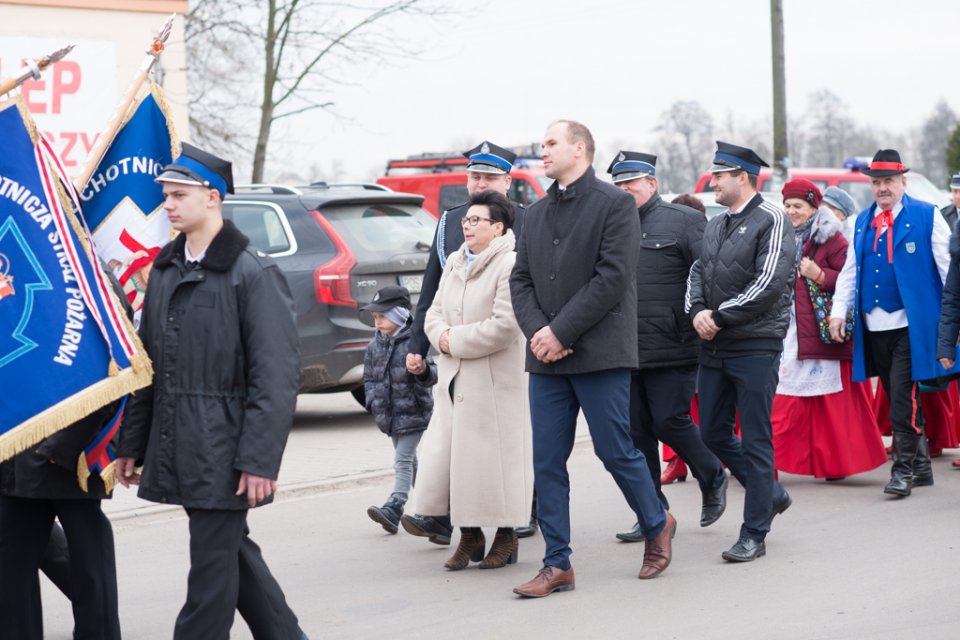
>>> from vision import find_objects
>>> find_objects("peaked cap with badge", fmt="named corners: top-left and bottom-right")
top-left (709, 141), bottom-right (770, 176)
top-left (156, 142), bottom-right (235, 196)
top-left (606, 151), bottom-right (657, 184)
top-left (463, 141), bottom-right (517, 175)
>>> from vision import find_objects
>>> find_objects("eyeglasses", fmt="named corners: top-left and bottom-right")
top-left (460, 215), bottom-right (497, 227)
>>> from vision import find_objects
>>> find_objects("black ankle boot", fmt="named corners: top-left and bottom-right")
top-left (367, 496), bottom-right (405, 534)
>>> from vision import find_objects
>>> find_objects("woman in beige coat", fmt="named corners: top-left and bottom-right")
top-left (411, 190), bottom-right (534, 571)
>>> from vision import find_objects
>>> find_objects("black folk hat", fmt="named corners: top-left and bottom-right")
top-left (860, 149), bottom-right (910, 177)
top-left (462, 141), bottom-right (517, 175)
top-left (606, 151), bottom-right (657, 184)
top-left (360, 285), bottom-right (411, 312)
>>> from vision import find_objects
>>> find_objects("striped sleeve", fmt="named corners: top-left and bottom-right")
top-left (718, 201), bottom-right (784, 312)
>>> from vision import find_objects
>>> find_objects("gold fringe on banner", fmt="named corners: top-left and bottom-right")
top-left (77, 453), bottom-right (89, 493)
top-left (76, 454), bottom-right (118, 494)
top-left (149, 81), bottom-right (181, 161)
top-left (0, 361), bottom-right (152, 464)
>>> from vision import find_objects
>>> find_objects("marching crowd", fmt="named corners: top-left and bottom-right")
top-left (367, 122), bottom-right (960, 599)
top-left (2, 118), bottom-right (960, 638)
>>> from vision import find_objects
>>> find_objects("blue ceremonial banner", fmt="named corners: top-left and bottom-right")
top-left (79, 83), bottom-right (177, 317)
top-left (0, 96), bottom-right (152, 462)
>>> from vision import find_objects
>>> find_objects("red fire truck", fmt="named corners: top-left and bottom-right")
top-left (376, 149), bottom-right (551, 217)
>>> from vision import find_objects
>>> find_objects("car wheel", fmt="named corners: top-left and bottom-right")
top-left (350, 387), bottom-right (368, 411)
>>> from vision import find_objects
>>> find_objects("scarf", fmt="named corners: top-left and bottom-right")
top-left (792, 216), bottom-right (815, 266)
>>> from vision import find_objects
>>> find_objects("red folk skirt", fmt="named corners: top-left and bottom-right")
top-left (874, 382), bottom-right (960, 450)
top-left (772, 360), bottom-right (887, 478)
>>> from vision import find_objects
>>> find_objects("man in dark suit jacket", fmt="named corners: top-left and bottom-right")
top-left (510, 120), bottom-right (675, 599)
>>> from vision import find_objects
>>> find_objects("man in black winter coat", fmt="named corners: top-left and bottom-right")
top-left (510, 121), bottom-right (675, 599)
top-left (685, 141), bottom-right (795, 563)
top-left (116, 144), bottom-right (306, 639)
top-left (605, 151), bottom-right (727, 546)
top-left (402, 140), bottom-right (530, 545)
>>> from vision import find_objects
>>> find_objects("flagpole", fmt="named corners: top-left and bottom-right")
top-left (0, 45), bottom-right (75, 98)
top-left (73, 12), bottom-right (176, 191)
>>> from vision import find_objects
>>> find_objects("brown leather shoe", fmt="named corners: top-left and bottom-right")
top-left (513, 566), bottom-right (575, 598)
top-left (638, 511), bottom-right (676, 580)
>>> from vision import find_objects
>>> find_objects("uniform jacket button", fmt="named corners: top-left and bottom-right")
top-left (456, 394), bottom-right (463, 402)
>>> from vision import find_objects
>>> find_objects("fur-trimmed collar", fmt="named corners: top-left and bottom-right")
top-left (153, 219), bottom-right (250, 272)
top-left (809, 206), bottom-right (844, 245)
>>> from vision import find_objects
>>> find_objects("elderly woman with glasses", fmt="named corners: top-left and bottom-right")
top-left (410, 189), bottom-right (533, 571)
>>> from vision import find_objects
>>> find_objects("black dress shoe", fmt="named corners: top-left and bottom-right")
top-left (721, 537), bottom-right (766, 562)
top-left (700, 474), bottom-right (728, 528)
top-left (767, 489), bottom-right (792, 528)
top-left (615, 522), bottom-right (645, 542)
top-left (400, 514), bottom-right (453, 545)
top-left (516, 519), bottom-right (539, 538)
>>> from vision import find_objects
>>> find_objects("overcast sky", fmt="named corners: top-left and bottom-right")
top-left (261, 0), bottom-right (959, 183)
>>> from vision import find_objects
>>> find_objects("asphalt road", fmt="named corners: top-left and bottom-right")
top-left (39, 393), bottom-right (960, 639)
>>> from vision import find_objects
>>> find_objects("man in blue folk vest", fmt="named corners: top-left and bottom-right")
top-left (830, 149), bottom-right (960, 497)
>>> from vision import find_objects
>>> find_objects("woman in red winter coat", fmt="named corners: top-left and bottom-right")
top-left (772, 179), bottom-right (887, 479)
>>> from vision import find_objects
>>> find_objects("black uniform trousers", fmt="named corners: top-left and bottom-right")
top-left (0, 496), bottom-right (119, 640)
top-left (697, 351), bottom-right (788, 542)
top-left (630, 365), bottom-right (725, 508)
top-left (175, 508), bottom-right (300, 640)
top-left (865, 327), bottom-right (925, 438)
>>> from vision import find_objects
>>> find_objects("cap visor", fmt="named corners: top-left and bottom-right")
top-left (612, 171), bottom-right (652, 184)
top-left (155, 170), bottom-right (205, 186)
top-left (709, 163), bottom-right (739, 174)
top-left (466, 163), bottom-right (508, 175)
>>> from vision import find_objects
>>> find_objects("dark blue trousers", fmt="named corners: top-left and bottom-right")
top-left (697, 352), bottom-right (787, 542)
top-left (530, 368), bottom-right (666, 570)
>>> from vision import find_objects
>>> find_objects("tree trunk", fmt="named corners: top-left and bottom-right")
top-left (252, 0), bottom-right (279, 183)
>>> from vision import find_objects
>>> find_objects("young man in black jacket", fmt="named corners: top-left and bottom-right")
top-left (510, 121), bottom-right (675, 599)
top-left (116, 144), bottom-right (306, 639)
top-left (606, 151), bottom-right (727, 544)
top-left (685, 141), bottom-right (794, 563)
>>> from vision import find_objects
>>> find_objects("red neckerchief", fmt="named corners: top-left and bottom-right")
top-left (871, 209), bottom-right (894, 264)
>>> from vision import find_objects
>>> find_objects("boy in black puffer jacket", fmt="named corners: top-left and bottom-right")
top-left (361, 286), bottom-right (437, 533)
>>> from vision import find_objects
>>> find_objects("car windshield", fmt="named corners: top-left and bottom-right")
top-left (318, 203), bottom-right (435, 259)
